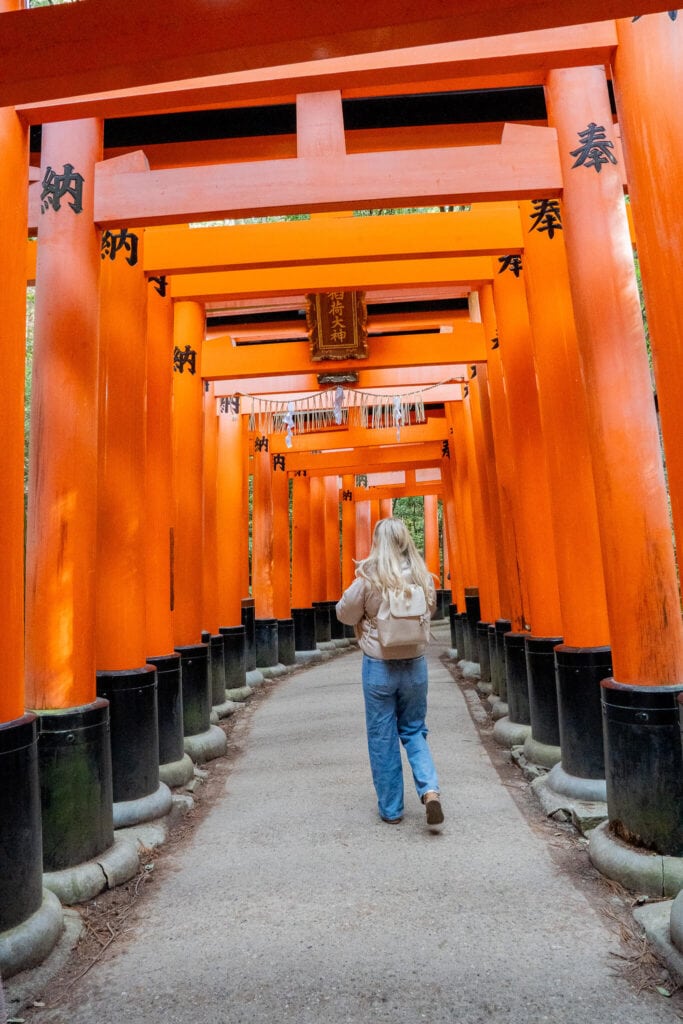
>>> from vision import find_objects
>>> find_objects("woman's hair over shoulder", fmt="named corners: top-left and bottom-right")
top-left (355, 517), bottom-right (434, 596)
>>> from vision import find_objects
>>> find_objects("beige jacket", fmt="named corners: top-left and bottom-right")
top-left (335, 571), bottom-right (436, 661)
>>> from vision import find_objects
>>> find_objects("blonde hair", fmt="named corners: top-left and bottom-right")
top-left (355, 517), bottom-right (434, 597)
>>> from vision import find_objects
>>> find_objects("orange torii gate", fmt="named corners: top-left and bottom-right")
top-left (3, 4), bottom-right (683, 979)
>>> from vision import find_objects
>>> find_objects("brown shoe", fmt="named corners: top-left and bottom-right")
top-left (423, 791), bottom-right (444, 826)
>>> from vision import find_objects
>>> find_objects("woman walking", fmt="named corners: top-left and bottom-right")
top-left (335, 517), bottom-right (444, 827)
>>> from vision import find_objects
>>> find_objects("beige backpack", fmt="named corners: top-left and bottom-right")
top-left (373, 585), bottom-right (431, 648)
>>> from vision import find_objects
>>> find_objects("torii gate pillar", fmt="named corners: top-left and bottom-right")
top-left (145, 279), bottom-right (192, 787)
top-left (0, 8), bottom-right (61, 968)
top-left (95, 220), bottom-right (166, 825)
top-left (547, 65), bottom-right (683, 858)
top-left (25, 119), bottom-right (117, 878)
top-left (613, 16), bottom-right (683, 563)
top-left (520, 198), bottom-right (611, 795)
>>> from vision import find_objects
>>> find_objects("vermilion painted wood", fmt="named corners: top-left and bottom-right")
top-left (613, 17), bottom-right (683, 582)
top-left (270, 419), bottom-right (448, 455)
top-left (0, 0), bottom-right (26, 722)
top-left (216, 413), bottom-right (247, 627)
top-left (96, 217), bottom-right (148, 671)
top-left (252, 446), bottom-right (275, 619)
top-left (145, 281), bottom-right (176, 657)
top-left (478, 283), bottom-right (526, 631)
top-left (492, 266), bottom-right (562, 637)
top-left (202, 383), bottom-right (220, 635)
top-left (355, 501), bottom-right (372, 562)
top-left (87, 141), bottom-right (562, 228)
top-left (291, 475), bottom-right (312, 608)
top-left (309, 476), bottom-right (327, 605)
top-left (424, 494), bottom-right (441, 582)
top-left (143, 206), bottom-right (523, 275)
top-left (283, 442), bottom-right (445, 476)
top-left (465, 383), bottom-right (500, 623)
top-left (170, 258), bottom-right (495, 303)
top-left (341, 475), bottom-right (356, 591)
top-left (202, 329), bottom-right (486, 381)
top-left (272, 464), bottom-right (291, 620)
top-left (324, 476), bottom-right (342, 601)
top-left (0, 2), bottom-right (655, 107)
top-left (547, 65), bottom-right (683, 686)
top-left (25, 120), bottom-right (102, 711)
top-left (520, 199), bottom-right (609, 648)
top-left (171, 301), bottom-right (205, 647)
top-left (15, 25), bottom-right (616, 125)
top-left (445, 402), bottom-right (478, 594)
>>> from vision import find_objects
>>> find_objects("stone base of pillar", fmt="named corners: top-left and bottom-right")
top-left (671, 892), bottom-right (683, 958)
top-left (295, 649), bottom-right (324, 665)
top-left (43, 836), bottom-right (140, 906)
top-left (544, 762), bottom-right (607, 804)
top-left (225, 686), bottom-right (253, 702)
top-left (159, 752), bottom-right (195, 789)
top-left (493, 716), bottom-right (531, 748)
top-left (522, 734), bottom-right (561, 770)
top-left (476, 680), bottom-right (493, 697)
top-left (212, 697), bottom-right (240, 718)
top-left (0, 889), bottom-right (64, 980)
top-left (183, 724), bottom-right (227, 765)
top-left (317, 640), bottom-right (337, 652)
top-left (589, 820), bottom-right (683, 898)
top-left (260, 663), bottom-right (288, 678)
top-left (632, 898), bottom-right (683, 986)
top-left (491, 700), bottom-right (508, 721)
top-left (113, 781), bottom-right (173, 829)
top-left (246, 669), bottom-right (265, 687)
top-left (457, 659), bottom-right (480, 681)
top-left (531, 771), bottom-right (607, 835)
top-left (332, 638), bottom-right (350, 649)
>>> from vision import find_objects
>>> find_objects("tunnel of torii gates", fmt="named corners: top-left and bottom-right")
top-left (1, 0), bottom-right (683, 976)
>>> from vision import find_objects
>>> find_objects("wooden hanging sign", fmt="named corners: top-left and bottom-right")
top-left (307, 290), bottom-right (368, 361)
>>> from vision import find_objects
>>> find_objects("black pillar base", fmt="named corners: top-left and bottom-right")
top-left (432, 590), bottom-right (445, 621)
top-left (602, 679), bottom-right (683, 856)
top-left (504, 632), bottom-right (530, 726)
top-left (292, 607), bottom-right (317, 651)
top-left (525, 635), bottom-right (563, 748)
top-left (448, 603), bottom-right (458, 649)
top-left (97, 665), bottom-right (160, 804)
top-left (38, 698), bottom-right (114, 872)
top-left (477, 622), bottom-right (492, 683)
top-left (201, 632), bottom-right (227, 705)
top-left (464, 587), bottom-right (481, 661)
top-left (147, 652), bottom-right (184, 766)
top-left (454, 613), bottom-right (466, 659)
top-left (219, 625), bottom-right (247, 689)
top-left (277, 619), bottom-right (296, 665)
top-left (312, 602), bottom-right (332, 643)
top-left (0, 714), bottom-right (43, 932)
top-left (555, 645), bottom-right (611, 781)
top-left (493, 619), bottom-right (511, 701)
top-left (241, 599), bottom-right (256, 671)
top-left (175, 643), bottom-right (210, 737)
top-left (326, 600), bottom-right (345, 640)
top-left (487, 624), bottom-right (498, 694)
top-left (255, 618), bottom-right (279, 667)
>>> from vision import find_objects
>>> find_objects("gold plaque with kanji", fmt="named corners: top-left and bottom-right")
top-left (307, 291), bottom-right (368, 361)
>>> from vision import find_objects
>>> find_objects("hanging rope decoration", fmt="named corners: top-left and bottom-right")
top-left (218, 380), bottom-right (457, 447)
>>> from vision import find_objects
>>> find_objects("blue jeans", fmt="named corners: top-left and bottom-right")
top-left (361, 654), bottom-right (440, 821)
